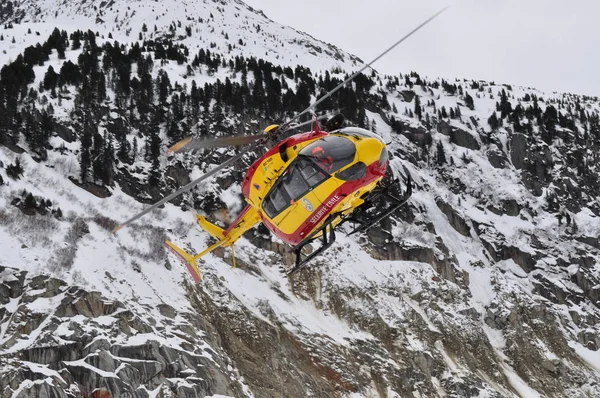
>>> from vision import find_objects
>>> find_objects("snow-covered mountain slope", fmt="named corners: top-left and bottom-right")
top-left (0, 0), bottom-right (361, 74)
top-left (1, 1), bottom-right (600, 397)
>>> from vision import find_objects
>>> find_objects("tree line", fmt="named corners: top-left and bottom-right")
top-left (0, 27), bottom-right (388, 190)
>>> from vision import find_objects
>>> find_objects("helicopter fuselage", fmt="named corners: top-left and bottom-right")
top-left (241, 127), bottom-right (389, 246)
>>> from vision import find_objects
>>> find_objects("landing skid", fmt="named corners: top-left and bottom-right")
top-left (284, 173), bottom-right (412, 276)
top-left (286, 216), bottom-right (338, 276)
top-left (344, 173), bottom-right (412, 236)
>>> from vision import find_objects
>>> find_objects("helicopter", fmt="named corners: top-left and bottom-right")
top-left (113, 8), bottom-right (447, 282)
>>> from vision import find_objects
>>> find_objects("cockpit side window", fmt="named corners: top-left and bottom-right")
top-left (336, 162), bottom-right (367, 181)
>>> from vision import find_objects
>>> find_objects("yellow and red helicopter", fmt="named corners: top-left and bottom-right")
top-left (113, 8), bottom-right (447, 282)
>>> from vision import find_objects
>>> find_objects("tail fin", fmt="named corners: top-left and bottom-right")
top-left (196, 215), bottom-right (225, 241)
top-left (166, 238), bottom-right (228, 283)
top-left (165, 240), bottom-right (203, 283)
top-left (165, 216), bottom-right (230, 283)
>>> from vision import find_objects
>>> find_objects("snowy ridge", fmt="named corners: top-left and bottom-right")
top-left (1, 0), bottom-right (362, 74)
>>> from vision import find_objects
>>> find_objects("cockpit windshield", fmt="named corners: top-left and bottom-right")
top-left (262, 157), bottom-right (328, 218)
top-left (299, 136), bottom-right (356, 173)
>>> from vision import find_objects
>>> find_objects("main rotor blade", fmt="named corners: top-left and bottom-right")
top-left (115, 115), bottom-right (332, 232)
top-left (169, 134), bottom-right (265, 152)
top-left (113, 149), bottom-right (249, 233)
top-left (169, 115), bottom-right (330, 153)
top-left (281, 6), bottom-right (449, 130)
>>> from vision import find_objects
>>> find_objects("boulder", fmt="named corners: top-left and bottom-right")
top-left (437, 120), bottom-right (480, 150)
top-left (52, 122), bottom-right (76, 143)
top-left (487, 148), bottom-right (508, 169)
top-left (164, 161), bottom-right (191, 189)
top-left (55, 289), bottom-right (123, 318)
top-left (533, 273), bottom-right (583, 305)
top-left (502, 199), bottom-right (520, 216)
top-left (450, 127), bottom-right (480, 150)
top-left (570, 267), bottom-right (600, 307)
top-left (400, 90), bottom-right (415, 103)
top-left (437, 120), bottom-right (452, 136)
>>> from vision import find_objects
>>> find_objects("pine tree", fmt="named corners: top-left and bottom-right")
top-left (117, 132), bottom-right (130, 164)
top-left (132, 137), bottom-right (138, 162)
top-left (71, 32), bottom-right (81, 50)
top-left (441, 106), bottom-right (448, 119)
top-left (465, 92), bottom-right (474, 110)
top-left (43, 65), bottom-right (58, 90)
top-left (414, 95), bottom-right (422, 120)
top-left (167, 120), bottom-right (182, 145)
top-left (79, 125), bottom-right (92, 183)
top-left (92, 132), bottom-right (105, 183)
top-left (102, 132), bottom-right (115, 186)
top-left (499, 89), bottom-right (512, 119)
top-left (488, 112), bottom-right (499, 131)
top-left (6, 157), bottom-right (24, 179)
top-left (435, 141), bottom-right (446, 166)
top-left (24, 192), bottom-right (36, 209)
top-left (148, 158), bottom-right (161, 187)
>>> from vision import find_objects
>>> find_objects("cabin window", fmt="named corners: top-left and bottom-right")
top-left (263, 184), bottom-right (288, 218)
top-left (299, 136), bottom-right (356, 173)
top-left (336, 162), bottom-right (367, 181)
top-left (298, 158), bottom-right (327, 187)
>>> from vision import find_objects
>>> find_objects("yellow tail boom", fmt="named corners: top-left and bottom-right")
top-left (165, 205), bottom-right (260, 283)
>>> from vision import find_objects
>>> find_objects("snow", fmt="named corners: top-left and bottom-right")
top-left (198, 247), bottom-right (373, 344)
top-left (569, 341), bottom-right (600, 373)
top-left (0, 0), bottom-right (362, 82)
top-left (434, 340), bottom-right (460, 374)
top-left (498, 362), bottom-right (541, 398)
top-left (20, 361), bottom-right (66, 382)
top-left (403, 295), bottom-right (440, 333)
top-left (62, 358), bottom-right (119, 378)
top-left (26, 294), bottom-right (65, 313)
top-left (205, 395), bottom-right (235, 398)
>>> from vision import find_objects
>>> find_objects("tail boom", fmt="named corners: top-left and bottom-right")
top-left (165, 204), bottom-right (260, 282)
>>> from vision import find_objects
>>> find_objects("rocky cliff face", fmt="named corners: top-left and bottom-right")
top-left (0, 266), bottom-right (248, 398)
